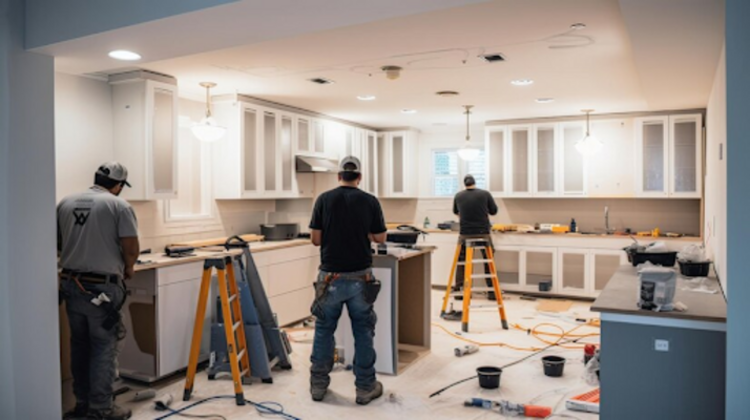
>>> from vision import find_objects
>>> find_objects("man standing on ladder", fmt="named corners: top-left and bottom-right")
top-left (308, 156), bottom-right (387, 405)
top-left (58, 162), bottom-right (140, 420)
top-left (450, 174), bottom-right (498, 308)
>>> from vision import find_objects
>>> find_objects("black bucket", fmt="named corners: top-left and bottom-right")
top-left (476, 366), bottom-right (502, 389)
top-left (542, 356), bottom-right (566, 377)
top-left (538, 280), bottom-right (552, 292)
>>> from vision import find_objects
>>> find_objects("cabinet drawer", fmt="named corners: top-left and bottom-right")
top-left (157, 262), bottom-right (204, 286)
top-left (267, 257), bottom-right (318, 297)
top-left (266, 244), bottom-right (318, 265)
top-left (269, 287), bottom-right (314, 327)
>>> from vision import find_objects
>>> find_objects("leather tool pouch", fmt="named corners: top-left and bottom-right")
top-left (310, 281), bottom-right (330, 320)
top-left (363, 278), bottom-right (381, 304)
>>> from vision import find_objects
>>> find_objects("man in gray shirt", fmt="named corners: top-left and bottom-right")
top-left (58, 162), bottom-right (139, 420)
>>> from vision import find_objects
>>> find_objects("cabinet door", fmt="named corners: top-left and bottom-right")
top-left (296, 117), bottom-right (311, 153)
top-left (150, 84), bottom-right (178, 198)
top-left (524, 247), bottom-right (557, 292)
top-left (366, 131), bottom-right (378, 195)
top-left (313, 119), bottom-right (325, 154)
top-left (263, 110), bottom-right (278, 192)
top-left (485, 127), bottom-right (507, 195)
top-left (669, 114), bottom-right (702, 198)
top-left (391, 133), bottom-right (406, 195)
top-left (242, 106), bottom-right (260, 194)
top-left (533, 124), bottom-right (558, 196)
top-left (494, 246), bottom-right (522, 290)
top-left (592, 250), bottom-right (627, 293)
top-left (509, 126), bottom-right (532, 196)
top-left (635, 116), bottom-right (669, 197)
top-left (561, 122), bottom-right (587, 196)
top-left (558, 248), bottom-right (589, 295)
top-left (280, 114), bottom-right (294, 193)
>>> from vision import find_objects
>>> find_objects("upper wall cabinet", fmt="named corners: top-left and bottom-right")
top-left (560, 121), bottom-right (587, 196)
top-left (635, 114), bottom-right (702, 198)
top-left (295, 116), bottom-right (327, 156)
top-left (110, 71), bottom-right (179, 201)
top-left (343, 127), bottom-right (379, 196)
top-left (533, 123), bottom-right (559, 196)
top-left (212, 99), bottom-right (311, 199)
top-left (378, 130), bottom-right (419, 198)
top-left (508, 125), bottom-right (533, 197)
top-left (485, 126), bottom-right (508, 195)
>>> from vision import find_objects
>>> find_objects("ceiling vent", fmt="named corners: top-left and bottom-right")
top-left (436, 91), bottom-right (460, 97)
top-left (479, 53), bottom-right (506, 63)
top-left (308, 77), bottom-right (334, 85)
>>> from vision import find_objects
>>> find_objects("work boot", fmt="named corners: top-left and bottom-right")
top-left (441, 310), bottom-right (463, 321)
top-left (87, 405), bottom-right (131, 420)
top-left (310, 385), bottom-right (327, 402)
top-left (356, 381), bottom-right (383, 405)
top-left (63, 403), bottom-right (88, 420)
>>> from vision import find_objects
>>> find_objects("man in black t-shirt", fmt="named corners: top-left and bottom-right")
top-left (451, 175), bottom-right (499, 302)
top-left (308, 156), bottom-right (387, 405)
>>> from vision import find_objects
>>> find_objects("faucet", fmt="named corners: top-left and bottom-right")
top-left (605, 206), bottom-right (613, 234)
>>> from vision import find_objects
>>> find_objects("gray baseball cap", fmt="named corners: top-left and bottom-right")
top-left (96, 161), bottom-right (131, 187)
top-left (339, 156), bottom-right (361, 173)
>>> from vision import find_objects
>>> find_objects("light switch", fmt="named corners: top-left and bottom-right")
top-left (655, 339), bottom-right (669, 352)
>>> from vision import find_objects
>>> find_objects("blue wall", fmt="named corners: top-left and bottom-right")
top-left (725, 0), bottom-right (750, 417)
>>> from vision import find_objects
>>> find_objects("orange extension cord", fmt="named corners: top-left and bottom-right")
top-left (431, 319), bottom-right (600, 351)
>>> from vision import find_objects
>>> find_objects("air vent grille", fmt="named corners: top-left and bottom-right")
top-left (479, 53), bottom-right (506, 63)
top-left (308, 78), bottom-right (334, 85)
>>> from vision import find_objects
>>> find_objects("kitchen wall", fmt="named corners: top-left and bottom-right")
top-left (704, 45), bottom-right (727, 292)
top-left (380, 197), bottom-right (701, 235)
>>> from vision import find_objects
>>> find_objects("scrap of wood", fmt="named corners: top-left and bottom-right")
top-left (537, 299), bottom-right (574, 313)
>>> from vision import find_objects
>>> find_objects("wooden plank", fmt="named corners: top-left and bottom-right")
top-left (171, 234), bottom-right (264, 248)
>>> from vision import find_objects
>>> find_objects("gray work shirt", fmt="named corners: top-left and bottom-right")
top-left (57, 186), bottom-right (139, 276)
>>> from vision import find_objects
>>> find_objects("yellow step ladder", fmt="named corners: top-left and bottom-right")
top-left (183, 256), bottom-right (252, 406)
top-left (440, 238), bottom-right (509, 332)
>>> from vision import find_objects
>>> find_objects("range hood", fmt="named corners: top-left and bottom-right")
top-left (295, 156), bottom-right (339, 173)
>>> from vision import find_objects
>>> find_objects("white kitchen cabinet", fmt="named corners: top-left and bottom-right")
top-left (313, 119), bottom-right (326, 154)
top-left (558, 248), bottom-right (589, 295)
top-left (422, 232), bottom-right (460, 286)
top-left (669, 114), bottom-right (703, 198)
top-left (110, 71), bottom-right (179, 200)
top-left (592, 249), bottom-right (628, 293)
top-left (509, 125), bottom-right (533, 196)
top-left (494, 246), bottom-right (522, 287)
top-left (524, 247), bottom-right (557, 292)
top-left (533, 124), bottom-right (559, 196)
top-left (364, 130), bottom-right (379, 196)
top-left (213, 99), bottom-right (309, 199)
top-left (635, 116), bottom-right (669, 197)
top-left (378, 130), bottom-right (419, 197)
top-left (485, 126), bottom-right (508, 196)
top-left (560, 121), bottom-right (587, 196)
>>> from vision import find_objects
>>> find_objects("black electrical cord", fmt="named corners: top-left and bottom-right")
top-left (428, 337), bottom-right (582, 398)
top-left (153, 395), bottom-right (301, 420)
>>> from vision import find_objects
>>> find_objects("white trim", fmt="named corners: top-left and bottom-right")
top-left (600, 312), bottom-right (726, 332)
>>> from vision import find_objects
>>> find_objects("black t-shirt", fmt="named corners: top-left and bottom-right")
top-left (309, 186), bottom-right (386, 273)
top-left (452, 188), bottom-right (498, 235)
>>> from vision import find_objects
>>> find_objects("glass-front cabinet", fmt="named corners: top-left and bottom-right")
top-left (485, 126), bottom-right (508, 196)
top-left (560, 121), bottom-right (586, 196)
top-left (635, 116), bottom-right (669, 197)
top-left (508, 125), bottom-right (533, 196)
top-left (533, 124), bottom-right (558, 196)
top-left (669, 114), bottom-right (702, 198)
top-left (378, 130), bottom-right (418, 197)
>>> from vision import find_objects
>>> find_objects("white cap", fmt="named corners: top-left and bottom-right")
top-left (96, 161), bottom-right (131, 187)
top-left (339, 156), bottom-right (361, 173)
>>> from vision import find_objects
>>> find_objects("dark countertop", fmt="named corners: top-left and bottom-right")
top-left (373, 245), bottom-right (435, 261)
top-left (591, 265), bottom-right (726, 323)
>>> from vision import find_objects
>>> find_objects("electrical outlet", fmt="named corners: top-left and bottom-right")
top-left (655, 339), bottom-right (669, 352)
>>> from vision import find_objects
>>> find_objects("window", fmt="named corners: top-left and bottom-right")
top-left (432, 149), bottom-right (487, 196)
top-left (165, 116), bottom-right (213, 220)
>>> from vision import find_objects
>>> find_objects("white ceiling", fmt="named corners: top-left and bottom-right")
top-left (49, 0), bottom-right (724, 131)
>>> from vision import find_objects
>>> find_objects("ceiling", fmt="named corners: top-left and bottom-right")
top-left (50, 0), bottom-right (724, 131)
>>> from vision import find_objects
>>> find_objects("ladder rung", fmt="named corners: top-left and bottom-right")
top-left (471, 274), bottom-right (497, 279)
top-left (450, 287), bottom-right (497, 296)
top-left (236, 349), bottom-right (246, 361)
top-left (232, 321), bottom-right (242, 332)
top-left (228, 294), bottom-right (238, 303)
top-left (239, 368), bottom-right (249, 377)
top-left (457, 259), bottom-right (492, 265)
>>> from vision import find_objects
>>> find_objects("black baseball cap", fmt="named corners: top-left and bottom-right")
top-left (464, 175), bottom-right (476, 186)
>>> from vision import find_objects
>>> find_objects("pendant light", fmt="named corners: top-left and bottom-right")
top-left (575, 109), bottom-right (603, 156)
top-left (457, 105), bottom-right (481, 161)
top-left (191, 82), bottom-right (226, 143)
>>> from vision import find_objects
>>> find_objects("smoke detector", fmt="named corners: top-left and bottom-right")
top-left (436, 91), bottom-right (460, 97)
top-left (381, 65), bottom-right (402, 80)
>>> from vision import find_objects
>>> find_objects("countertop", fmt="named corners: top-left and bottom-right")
top-left (422, 228), bottom-right (701, 242)
top-left (373, 245), bottom-right (435, 261)
top-left (135, 239), bottom-right (313, 271)
top-left (591, 265), bottom-right (726, 323)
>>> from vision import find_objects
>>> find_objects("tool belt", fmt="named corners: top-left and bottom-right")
top-left (60, 269), bottom-right (120, 284)
top-left (311, 271), bottom-right (381, 320)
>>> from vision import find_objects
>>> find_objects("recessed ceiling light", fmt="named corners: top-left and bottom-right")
top-left (535, 98), bottom-right (555, 103)
top-left (357, 95), bottom-right (376, 101)
top-left (108, 50), bottom-right (141, 61)
top-left (308, 78), bottom-right (335, 85)
top-left (511, 79), bottom-right (534, 86)
top-left (570, 23), bottom-right (587, 30)
top-left (401, 109), bottom-right (417, 114)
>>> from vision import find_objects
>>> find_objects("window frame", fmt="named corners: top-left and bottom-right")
top-left (431, 148), bottom-right (487, 197)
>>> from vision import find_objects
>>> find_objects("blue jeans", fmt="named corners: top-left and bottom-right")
top-left (61, 278), bottom-right (125, 410)
top-left (310, 270), bottom-right (377, 391)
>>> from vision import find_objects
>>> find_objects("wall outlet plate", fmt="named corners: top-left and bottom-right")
top-left (655, 339), bottom-right (669, 352)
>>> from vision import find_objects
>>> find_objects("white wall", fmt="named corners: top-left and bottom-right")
top-left (0, 0), bottom-right (61, 418)
top-left (55, 73), bottom-right (114, 200)
top-left (704, 45), bottom-right (727, 293)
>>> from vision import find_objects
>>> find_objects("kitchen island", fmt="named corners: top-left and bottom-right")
top-left (592, 265), bottom-right (726, 420)
top-left (336, 246), bottom-right (434, 375)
